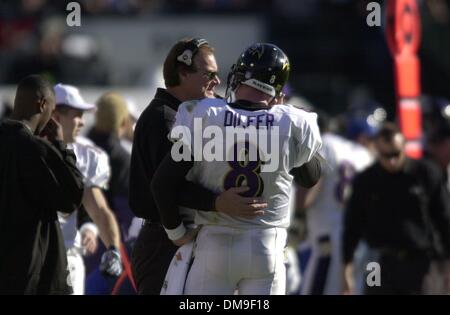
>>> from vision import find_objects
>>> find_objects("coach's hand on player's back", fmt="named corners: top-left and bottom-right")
top-left (173, 226), bottom-right (202, 247)
top-left (215, 186), bottom-right (267, 219)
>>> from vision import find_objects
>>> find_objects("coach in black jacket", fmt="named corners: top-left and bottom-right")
top-left (0, 75), bottom-right (84, 294)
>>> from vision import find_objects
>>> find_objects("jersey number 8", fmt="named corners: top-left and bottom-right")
top-left (223, 141), bottom-right (264, 198)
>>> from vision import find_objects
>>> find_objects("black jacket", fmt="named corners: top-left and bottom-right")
top-left (343, 158), bottom-right (450, 263)
top-left (0, 120), bottom-right (84, 294)
top-left (129, 88), bottom-right (218, 221)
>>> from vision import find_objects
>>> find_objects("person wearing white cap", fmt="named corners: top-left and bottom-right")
top-left (53, 83), bottom-right (123, 295)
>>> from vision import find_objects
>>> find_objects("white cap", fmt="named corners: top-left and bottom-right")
top-left (54, 83), bottom-right (95, 110)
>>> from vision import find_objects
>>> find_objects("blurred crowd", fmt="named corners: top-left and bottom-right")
top-left (1, 0), bottom-right (449, 111)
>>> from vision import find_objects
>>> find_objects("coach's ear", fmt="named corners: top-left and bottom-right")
top-left (179, 68), bottom-right (190, 84)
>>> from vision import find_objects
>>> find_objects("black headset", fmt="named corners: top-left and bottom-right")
top-left (176, 38), bottom-right (208, 66)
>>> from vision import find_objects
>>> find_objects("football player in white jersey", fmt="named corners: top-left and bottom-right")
top-left (297, 114), bottom-right (374, 295)
top-left (152, 43), bottom-right (323, 295)
top-left (53, 84), bottom-right (123, 294)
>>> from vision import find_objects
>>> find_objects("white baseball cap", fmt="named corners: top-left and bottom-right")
top-left (54, 83), bottom-right (95, 110)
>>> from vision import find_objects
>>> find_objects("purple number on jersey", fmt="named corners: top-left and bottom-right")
top-left (223, 141), bottom-right (264, 197)
top-left (334, 161), bottom-right (356, 204)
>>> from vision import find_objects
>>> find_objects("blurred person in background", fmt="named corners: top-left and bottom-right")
top-left (119, 98), bottom-right (145, 247)
top-left (88, 92), bottom-right (134, 242)
top-left (343, 122), bottom-right (450, 294)
top-left (59, 33), bottom-right (111, 85)
top-left (5, 16), bottom-right (65, 84)
top-left (296, 110), bottom-right (374, 295)
top-left (0, 0), bottom-right (57, 82)
top-left (4, 15), bottom-right (111, 85)
top-left (426, 125), bottom-right (450, 187)
top-left (422, 97), bottom-right (450, 187)
top-left (345, 97), bottom-right (386, 156)
top-left (422, 124), bottom-right (450, 294)
top-left (86, 91), bottom-right (137, 294)
top-left (119, 98), bottom-right (139, 155)
top-left (341, 104), bottom-right (385, 294)
top-left (52, 83), bottom-right (123, 294)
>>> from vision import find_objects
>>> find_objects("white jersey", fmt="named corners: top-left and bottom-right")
top-left (75, 135), bottom-right (95, 147)
top-left (306, 133), bottom-right (373, 237)
top-left (170, 98), bottom-right (322, 229)
top-left (58, 138), bottom-right (111, 249)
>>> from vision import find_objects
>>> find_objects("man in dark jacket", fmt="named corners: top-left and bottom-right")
top-left (343, 122), bottom-right (450, 294)
top-left (0, 75), bottom-right (84, 294)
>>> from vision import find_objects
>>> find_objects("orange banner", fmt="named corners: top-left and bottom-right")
top-left (386, 0), bottom-right (423, 158)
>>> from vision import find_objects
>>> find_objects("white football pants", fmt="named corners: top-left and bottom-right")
top-left (184, 225), bottom-right (287, 295)
top-left (299, 228), bottom-right (343, 295)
